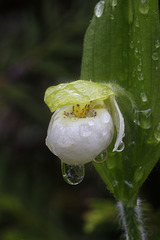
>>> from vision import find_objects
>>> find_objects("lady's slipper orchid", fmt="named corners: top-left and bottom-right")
top-left (44, 80), bottom-right (125, 165)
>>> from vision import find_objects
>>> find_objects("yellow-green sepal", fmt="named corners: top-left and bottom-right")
top-left (44, 80), bottom-right (114, 112)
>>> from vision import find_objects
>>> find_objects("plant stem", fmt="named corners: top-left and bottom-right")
top-left (118, 199), bottom-right (146, 240)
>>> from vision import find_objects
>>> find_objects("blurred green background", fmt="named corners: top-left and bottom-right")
top-left (0, 0), bottom-right (160, 239)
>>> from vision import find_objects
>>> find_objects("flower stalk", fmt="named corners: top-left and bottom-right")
top-left (118, 200), bottom-right (146, 240)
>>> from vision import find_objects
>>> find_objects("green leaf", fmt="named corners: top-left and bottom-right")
top-left (81, 0), bottom-right (160, 205)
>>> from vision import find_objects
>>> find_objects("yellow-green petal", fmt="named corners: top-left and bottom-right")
top-left (44, 80), bottom-right (114, 112)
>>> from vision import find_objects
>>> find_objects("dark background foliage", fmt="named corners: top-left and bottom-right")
top-left (0, 0), bottom-right (160, 239)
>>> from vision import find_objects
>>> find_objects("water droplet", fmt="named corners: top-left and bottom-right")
top-left (134, 166), bottom-right (144, 182)
top-left (139, 0), bottom-right (149, 15)
top-left (111, 0), bottom-right (117, 8)
top-left (79, 124), bottom-right (91, 137)
top-left (113, 180), bottom-right (118, 187)
top-left (61, 162), bottom-right (85, 185)
top-left (129, 41), bottom-right (134, 49)
top-left (116, 141), bottom-right (125, 152)
top-left (134, 109), bottom-right (152, 129)
top-left (137, 65), bottom-right (142, 72)
top-left (124, 180), bottom-right (134, 188)
top-left (124, 181), bottom-right (133, 188)
top-left (140, 92), bottom-right (147, 102)
top-left (139, 58), bottom-right (142, 65)
top-left (135, 18), bottom-right (140, 27)
top-left (94, 1), bottom-right (105, 18)
top-left (106, 156), bottom-right (116, 169)
top-left (94, 149), bottom-right (107, 163)
top-left (134, 48), bottom-right (139, 54)
top-left (110, 14), bottom-right (115, 20)
top-left (152, 52), bottom-right (159, 61)
top-left (134, 48), bottom-right (140, 58)
top-left (156, 66), bottom-right (159, 71)
top-left (154, 123), bottom-right (160, 142)
top-left (155, 40), bottom-right (160, 49)
top-left (138, 72), bottom-right (144, 81)
top-left (128, 141), bottom-right (135, 148)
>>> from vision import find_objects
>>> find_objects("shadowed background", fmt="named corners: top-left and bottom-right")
top-left (0, 0), bottom-right (160, 239)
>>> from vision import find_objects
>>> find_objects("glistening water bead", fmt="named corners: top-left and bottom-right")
top-left (138, 0), bottom-right (149, 15)
top-left (94, 149), bottom-right (108, 163)
top-left (61, 162), bottom-right (85, 185)
top-left (138, 72), bottom-right (144, 81)
top-left (152, 52), bottom-right (159, 61)
top-left (140, 92), bottom-right (147, 102)
top-left (155, 40), bottom-right (160, 49)
top-left (134, 109), bottom-right (152, 129)
top-left (134, 166), bottom-right (144, 182)
top-left (154, 122), bottom-right (160, 142)
top-left (129, 41), bottom-right (134, 49)
top-left (94, 1), bottom-right (105, 18)
top-left (111, 0), bottom-right (117, 8)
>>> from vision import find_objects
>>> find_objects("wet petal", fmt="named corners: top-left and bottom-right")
top-left (46, 105), bottom-right (114, 165)
top-left (44, 80), bottom-right (114, 112)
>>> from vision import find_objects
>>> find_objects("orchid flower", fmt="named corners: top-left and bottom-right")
top-left (44, 80), bottom-right (125, 165)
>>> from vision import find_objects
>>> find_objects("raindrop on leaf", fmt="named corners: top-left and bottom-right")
top-left (139, 0), bottom-right (149, 15)
top-left (155, 40), bottom-right (160, 49)
top-left (113, 180), bottom-right (118, 187)
top-left (137, 65), bottom-right (142, 72)
top-left (110, 14), bottom-right (115, 20)
top-left (135, 18), bottom-right (140, 28)
top-left (140, 92), bottom-right (147, 102)
top-left (129, 41), bottom-right (134, 49)
top-left (134, 166), bottom-right (144, 182)
top-left (134, 109), bottom-right (152, 129)
top-left (94, 1), bottom-right (105, 18)
top-left (111, 0), bottom-right (117, 8)
top-left (154, 123), bottom-right (160, 142)
top-left (134, 48), bottom-right (139, 56)
top-left (138, 72), bottom-right (144, 81)
top-left (94, 149), bottom-right (108, 163)
top-left (152, 52), bottom-right (159, 61)
top-left (106, 157), bottom-right (116, 169)
top-left (124, 180), bottom-right (134, 188)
